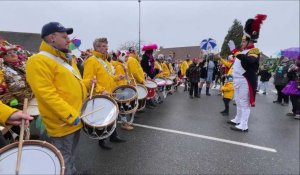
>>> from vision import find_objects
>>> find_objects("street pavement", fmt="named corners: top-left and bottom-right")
top-left (76, 85), bottom-right (300, 174)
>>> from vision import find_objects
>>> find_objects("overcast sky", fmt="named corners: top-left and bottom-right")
top-left (0, 0), bottom-right (299, 57)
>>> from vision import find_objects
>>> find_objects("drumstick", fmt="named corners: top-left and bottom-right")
top-left (16, 98), bottom-right (28, 175)
top-left (89, 76), bottom-right (96, 100)
top-left (60, 106), bottom-right (104, 127)
top-left (131, 73), bottom-right (137, 86)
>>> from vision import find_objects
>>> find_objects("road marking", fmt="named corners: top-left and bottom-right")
top-left (133, 123), bottom-right (277, 153)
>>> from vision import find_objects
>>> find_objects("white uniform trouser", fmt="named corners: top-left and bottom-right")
top-left (231, 77), bottom-right (250, 130)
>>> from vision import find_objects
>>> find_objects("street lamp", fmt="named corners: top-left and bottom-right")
top-left (138, 0), bottom-right (141, 56)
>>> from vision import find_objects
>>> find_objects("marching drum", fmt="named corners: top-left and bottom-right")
top-left (81, 95), bottom-right (118, 140)
top-left (154, 78), bottom-right (167, 87)
top-left (144, 80), bottom-right (157, 98)
top-left (168, 74), bottom-right (177, 81)
top-left (165, 78), bottom-right (173, 92)
top-left (112, 85), bottom-right (138, 115)
top-left (0, 140), bottom-right (65, 175)
top-left (135, 84), bottom-right (148, 111)
top-left (27, 98), bottom-right (40, 117)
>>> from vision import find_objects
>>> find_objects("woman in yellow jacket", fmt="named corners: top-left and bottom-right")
top-left (220, 76), bottom-right (234, 116)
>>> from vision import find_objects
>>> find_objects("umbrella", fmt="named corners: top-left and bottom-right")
top-left (69, 38), bottom-right (81, 51)
top-left (200, 38), bottom-right (217, 51)
top-left (281, 47), bottom-right (300, 59)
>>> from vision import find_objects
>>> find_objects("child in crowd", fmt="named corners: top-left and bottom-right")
top-left (220, 75), bottom-right (234, 116)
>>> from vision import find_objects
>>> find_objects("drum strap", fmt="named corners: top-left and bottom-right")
top-left (96, 58), bottom-right (115, 75)
top-left (39, 51), bottom-right (82, 80)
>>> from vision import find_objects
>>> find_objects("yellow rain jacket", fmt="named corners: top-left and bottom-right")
top-left (127, 55), bottom-right (145, 84)
top-left (220, 58), bottom-right (233, 76)
top-left (156, 62), bottom-right (170, 78)
top-left (112, 61), bottom-right (128, 86)
top-left (0, 100), bottom-right (17, 126)
top-left (83, 51), bottom-right (117, 94)
top-left (180, 61), bottom-right (189, 76)
top-left (26, 41), bottom-right (87, 137)
top-left (221, 82), bottom-right (234, 99)
top-left (168, 63), bottom-right (174, 74)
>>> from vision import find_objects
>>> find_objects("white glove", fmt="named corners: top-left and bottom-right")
top-left (228, 40), bottom-right (236, 52)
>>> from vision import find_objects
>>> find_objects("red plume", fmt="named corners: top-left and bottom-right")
top-left (252, 14), bottom-right (267, 33)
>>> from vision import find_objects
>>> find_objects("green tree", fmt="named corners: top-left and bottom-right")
top-left (220, 19), bottom-right (244, 59)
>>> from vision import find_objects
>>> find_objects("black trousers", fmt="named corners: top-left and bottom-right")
top-left (275, 85), bottom-right (289, 103)
top-left (290, 95), bottom-right (300, 115)
top-left (189, 82), bottom-right (199, 96)
top-left (0, 133), bottom-right (8, 149)
top-left (223, 98), bottom-right (231, 113)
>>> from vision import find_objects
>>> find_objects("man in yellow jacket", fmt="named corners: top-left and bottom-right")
top-left (26, 22), bottom-right (88, 175)
top-left (181, 58), bottom-right (190, 91)
top-left (83, 37), bottom-right (126, 150)
top-left (126, 47), bottom-right (145, 84)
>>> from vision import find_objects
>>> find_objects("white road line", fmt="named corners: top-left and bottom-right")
top-left (133, 123), bottom-right (277, 153)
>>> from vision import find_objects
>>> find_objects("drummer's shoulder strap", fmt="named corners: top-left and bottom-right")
top-left (38, 51), bottom-right (82, 80)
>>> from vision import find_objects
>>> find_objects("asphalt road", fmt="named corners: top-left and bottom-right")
top-left (76, 85), bottom-right (300, 174)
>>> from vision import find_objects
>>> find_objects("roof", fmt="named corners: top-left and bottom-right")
top-left (0, 31), bottom-right (41, 53)
top-left (157, 46), bottom-right (200, 61)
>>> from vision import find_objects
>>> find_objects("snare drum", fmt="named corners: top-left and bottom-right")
top-left (135, 84), bottom-right (148, 111)
top-left (81, 95), bottom-right (118, 140)
top-left (0, 140), bottom-right (65, 175)
top-left (112, 85), bottom-right (138, 115)
top-left (27, 98), bottom-right (40, 117)
top-left (168, 74), bottom-right (177, 80)
top-left (154, 78), bottom-right (167, 87)
top-left (144, 80), bottom-right (157, 98)
top-left (165, 78), bottom-right (173, 91)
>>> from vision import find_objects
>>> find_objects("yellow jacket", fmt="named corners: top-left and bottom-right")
top-left (127, 56), bottom-right (145, 84)
top-left (112, 61), bottom-right (128, 86)
top-left (83, 51), bottom-right (117, 94)
top-left (0, 70), bottom-right (3, 83)
top-left (220, 58), bottom-right (233, 76)
top-left (155, 62), bottom-right (169, 78)
top-left (187, 60), bottom-right (193, 66)
top-left (26, 41), bottom-right (87, 137)
top-left (180, 61), bottom-right (189, 76)
top-left (221, 82), bottom-right (234, 99)
top-left (0, 100), bottom-right (17, 126)
top-left (168, 63), bottom-right (174, 74)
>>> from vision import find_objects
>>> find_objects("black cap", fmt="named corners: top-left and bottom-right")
top-left (41, 22), bottom-right (73, 38)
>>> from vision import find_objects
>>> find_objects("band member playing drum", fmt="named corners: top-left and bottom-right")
top-left (83, 37), bottom-right (126, 150)
top-left (127, 47), bottom-right (145, 85)
top-left (26, 22), bottom-right (88, 175)
top-left (113, 50), bottom-right (134, 130)
top-left (141, 44), bottom-right (158, 108)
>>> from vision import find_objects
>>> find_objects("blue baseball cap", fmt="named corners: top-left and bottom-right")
top-left (41, 22), bottom-right (73, 38)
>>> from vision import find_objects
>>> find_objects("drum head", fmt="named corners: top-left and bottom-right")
top-left (154, 78), bottom-right (166, 86)
top-left (0, 140), bottom-right (64, 175)
top-left (112, 85), bottom-right (137, 103)
top-left (144, 80), bottom-right (157, 89)
top-left (135, 85), bottom-right (148, 100)
top-left (81, 95), bottom-right (118, 128)
top-left (169, 74), bottom-right (176, 80)
top-left (166, 79), bottom-right (173, 85)
top-left (27, 98), bottom-right (40, 116)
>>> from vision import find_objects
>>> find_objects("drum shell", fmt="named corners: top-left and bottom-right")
top-left (81, 95), bottom-right (118, 139)
top-left (112, 85), bottom-right (138, 115)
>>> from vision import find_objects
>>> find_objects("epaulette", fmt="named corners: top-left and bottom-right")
top-left (248, 48), bottom-right (260, 58)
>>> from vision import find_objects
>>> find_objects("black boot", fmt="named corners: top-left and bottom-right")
top-left (198, 88), bottom-right (202, 96)
top-left (98, 139), bottom-right (112, 150)
top-left (206, 87), bottom-right (211, 96)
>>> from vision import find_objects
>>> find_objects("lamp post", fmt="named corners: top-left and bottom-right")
top-left (138, 0), bottom-right (141, 56)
